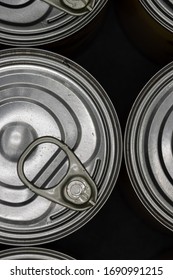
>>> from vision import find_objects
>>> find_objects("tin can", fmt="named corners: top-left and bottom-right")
top-left (0, 0), bottom-right (108, 52)
top-left (125, 61), bottom-right (173, 232)
top-left (117, 0), bottom-right (173, 64)
top-left (0, 48), bottom-right (122, 245)
top-left (0, 247), bottom-right (74, 259)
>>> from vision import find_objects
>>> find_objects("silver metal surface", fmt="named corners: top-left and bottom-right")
top-left (42, 0), bottom-right (95, 16)
top-left (140, 0), bottom-right (173, 32)
top-left (125, 61), bottom-right (173, 231)
top-left (0, 247), bottom-right (74, 259)
top-left (17, 136), bottom-right (97, 210)
top-left (0, 48), bottom-right (122, 245)
top-left (0, 0), bottom-right (108, 46)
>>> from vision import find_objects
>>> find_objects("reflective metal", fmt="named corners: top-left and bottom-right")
top-left (0, 48), bottom-right (122, 245)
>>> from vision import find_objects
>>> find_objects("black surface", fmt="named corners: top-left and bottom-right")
top-left (1, 1), bottom-right (173, 260)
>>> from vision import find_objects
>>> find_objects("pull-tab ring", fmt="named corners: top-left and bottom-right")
top-left (17, 136), bottom-right (97, 211)
top-left (42, 0), bottom-right (95, 16)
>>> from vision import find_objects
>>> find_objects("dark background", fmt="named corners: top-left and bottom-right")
top-left (1, 0), bottom-right (173, 260)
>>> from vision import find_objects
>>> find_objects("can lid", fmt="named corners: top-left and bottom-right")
top-left (0, 48), bottom-right (122, 245)
top-left (0, 247), bottom-right (74, 259)
top-left (125, 62), bottom-right (173, 231)
top-left (140, 0), bottom-right (173, 32)
top-left (0, 0), bottom-right (107, 46)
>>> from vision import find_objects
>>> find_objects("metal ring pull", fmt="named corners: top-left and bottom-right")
top-left (42, 0), bottom-right (95, 16)
top-left (17, 136), bottom-right (97, 211)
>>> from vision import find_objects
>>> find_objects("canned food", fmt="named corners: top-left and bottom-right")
top-left (0, 247), bottom-right (74, 259)
top-left (125, 61), bottom-right (173, 232)
top-left (0, 48), bottom-right (122, 245)
top-left (117, 0), bottom-right (173, 63)
top-left (0, 0), bottom-right (108, 51)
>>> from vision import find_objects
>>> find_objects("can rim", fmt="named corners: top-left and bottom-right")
top-left (140, 0), bottom-right (173, 32)
top-left (0, 247), bottom-right (74, 259)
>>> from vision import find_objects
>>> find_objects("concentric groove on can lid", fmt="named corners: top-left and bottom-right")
top-left (0, 48), bottom-right (122, 245)
top-left (140, 0), bottom-right (173, 32)
top-left (0, 0), bottom-right (108, 46)
top-left (0, 247), bottom-right (74, 259)
top-left (125, 61), bottom-right (173, 231)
